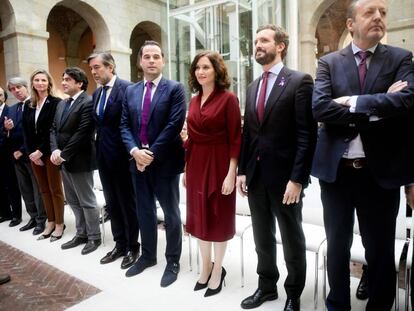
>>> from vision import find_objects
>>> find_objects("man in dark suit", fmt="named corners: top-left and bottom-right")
top-left (3, 78), bottom-right (45, 232)
top-left (236, 25), bottom-right (317, 311)
top-left (88, 52), bottom-right (140, 269)
top-left (311, 1), bottom-right (414, 310)
top-left (120, 40), bottom-right (186, 287)
top-left (50, 67), bottom-right (101, 255)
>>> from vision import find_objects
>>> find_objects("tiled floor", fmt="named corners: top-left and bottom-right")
top-left (0, 201), bottom-right (408, 311)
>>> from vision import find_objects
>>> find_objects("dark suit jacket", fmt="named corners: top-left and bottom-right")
top-left (0, 104), bottom-right (9, 151)
top-left (22, 95), bottom-right (61, 157)
top-left (50, 92), bottom-right (97, 173)
top-left (120, 77), bottom-right (186, 176)
top-left (92, 77), bottom-right (132, 171)
top-left (312, 43), bottom-right (414, 189)
top-left (4, 101), bottom-right (28, 161)
top-left (239, 66), bottom-right (317, 190)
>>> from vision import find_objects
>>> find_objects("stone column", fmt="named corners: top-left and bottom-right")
top-left (109, 48), bottom-right (132, 81)
top-left (1, 29), bottom-right (49, 80)
top-left (300, 34), bottom-right (318, 77)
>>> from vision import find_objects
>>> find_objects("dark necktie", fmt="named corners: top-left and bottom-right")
top-left (61, 97), bottom-right (74, 122)
top-left (98, 86), bottom-right (109, 121)
top-left (16, 102), bottom-right (23, 124)
top-left (139, 81), bottom-right (153, 146)
top-left (257, 71), bottom-right (269, 122)
top-left (357, 51), bottom-right (371, 93)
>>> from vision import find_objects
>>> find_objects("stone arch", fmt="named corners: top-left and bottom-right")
top-left (47, 1), bottom-right (110, 94)
top-left (130, 21), bottom-right (162, 82)
top-left (0, 0), bottom-right (15, 87)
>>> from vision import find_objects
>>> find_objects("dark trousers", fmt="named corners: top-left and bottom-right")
top-left (247, 166), bottom-right (306, 298)
top-left (31, 158), bottom-right (64, 224)
top-left (131, 169), bottom-right (182, 263)
top-left (321, 163), bottom-right (399, 311)
top-left (98, 162), bottom-right (139, 252)
top-left (0, 152), bottom-right (22, 219)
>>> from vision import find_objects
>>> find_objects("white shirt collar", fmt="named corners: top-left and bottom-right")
top-left (144, 74), bottom-right (162, 88)
top-left (352, 41), bottom-right (377, 55)
top-left (104, 75), bottom-right (117, 88)
top-left (266, 61), bottom-right (284, 76)
top-left (70, 90), bottom-right (84, 102)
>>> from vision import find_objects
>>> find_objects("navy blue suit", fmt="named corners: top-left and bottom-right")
top-left (0, 104), bottom-right (21, 219)
top-left (120, 77), bottom-right (186, 264)
top-left (312, 43), bottom-right (414, 311)
top-left (92, 77), bottom-right (139, 252)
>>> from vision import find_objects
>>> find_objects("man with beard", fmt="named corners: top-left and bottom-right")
top-left (236, 25), bottom-right (317, 311)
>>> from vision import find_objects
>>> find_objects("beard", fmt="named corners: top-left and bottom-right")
top-left (255, 49), bottom-right (277, 65)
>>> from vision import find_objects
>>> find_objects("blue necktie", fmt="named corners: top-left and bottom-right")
top-left (61, 97), bottom-right (73, 122)
top-left (139, 81), bottom-right (153, 146)
top-left (98, 86), bottom-right (109, 121)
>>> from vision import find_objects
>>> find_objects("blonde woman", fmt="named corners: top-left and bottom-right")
top-left (22, 69), bottom-right (65, 241)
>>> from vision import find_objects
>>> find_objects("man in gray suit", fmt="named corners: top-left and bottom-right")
top-left (50, 67), bottom-right (101, 255)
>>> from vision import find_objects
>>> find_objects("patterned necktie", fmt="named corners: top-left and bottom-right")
top-left (61, 97), bottom-right (73, 122)
top-left (257, 71), bottom-right (269, 122)
top-left (16, 102), bottom-right (23, 124)
top-left (98, 86), bottom-right (109, 121)
top-left (357, 51), bottom-right (371, 93)
top-left (139, 81), bottom-right (153, 146)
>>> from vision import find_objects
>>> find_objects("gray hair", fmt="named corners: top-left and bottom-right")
top-left (87, 52), bottom-right (117, 75)
top-left (7, 77), bottom-right (28, 90)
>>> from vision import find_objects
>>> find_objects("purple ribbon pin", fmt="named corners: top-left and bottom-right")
top-left (278, 77), bottom-right (285, 87)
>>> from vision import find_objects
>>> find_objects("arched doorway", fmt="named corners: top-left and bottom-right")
top-left (315, 0), bottom-right (352, 58)
top-left (129, 21), bottom-right (161, 82)
top-left (47, 1), bottom-right (110, 95)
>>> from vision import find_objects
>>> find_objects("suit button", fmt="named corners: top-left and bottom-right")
top-left (349, 123), bottom-right (356, 127)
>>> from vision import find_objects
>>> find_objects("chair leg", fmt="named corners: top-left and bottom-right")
top-left (406, 268), bottom-right (411, 311)
top-left (396, 272), bottom-right (400, 311)
top-left (196, 240), bottom-right (200, 274)
top-left (323, 255), bottom-right (327, 311)
top-left (314, 252), bottom-right (319, 310)
top-left (100, 205), bottom-right (105, 245)
top-left (240, 235), bottom-right (244, 288)
top-left (188, 233), bottom-right (192, 272)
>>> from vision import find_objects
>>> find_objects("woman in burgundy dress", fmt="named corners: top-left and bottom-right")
top-left (185, 51), bottom-right (241, 297)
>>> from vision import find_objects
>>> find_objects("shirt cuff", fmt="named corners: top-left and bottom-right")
top-left (130, 147), bottom-right (138, 155)
top-left (349, 96), bottom-right (358, 113)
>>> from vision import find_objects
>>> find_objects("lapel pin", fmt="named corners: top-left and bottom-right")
top-left (278, 77), bottom-right (285, 87)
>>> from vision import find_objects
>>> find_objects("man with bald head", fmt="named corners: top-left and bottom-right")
top-left (312, 0), bottom-right (414, 310)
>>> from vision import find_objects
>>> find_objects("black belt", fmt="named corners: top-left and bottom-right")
top-left (341, 158), bottom-right (366, 169)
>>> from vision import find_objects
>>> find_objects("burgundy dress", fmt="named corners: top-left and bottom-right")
top-left (185, 88), bottom-right (241, 242)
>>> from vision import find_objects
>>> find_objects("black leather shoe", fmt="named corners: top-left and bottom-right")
top-left (0, 274), bottom-right (11, 285)
top-left (125, 258), bottom-right (156, 277)
top-left (32, 223), bottom-right (45, 235)
top-left (9, 218), bottom-right (22, 227)
top-left (356, 273), bottom-right (369, 300)
top-left (19, 219), bottom-right (36, 231)
top-left (160, 262), bottom-right (180, 287)
top-left (81, 239), bottom-right (101, 255)
top-left (121, 250), bottom-right (139, 269)
top-left (241, 288), bottom-right (278, 309)
top-left (0, 216), bottom-right (11, 223)
top-left (61, 236), bottom-right (88, 250)
top-left (100, 247), bottom-right (126, 264)
top-left (284, 298), bottom-right (300, 311)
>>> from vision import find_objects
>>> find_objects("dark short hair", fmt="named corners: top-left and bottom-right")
top-left (256, 24), bottom-right (289, 60)
top-left (138, 40), bottom-right (164, 60)
top-left (188, 50), bottom-right (231, 93)
top-left (63, 67), bottom-right (88, 91)
top-left (0, 86), bottom-right (7, 101)
top-left (87, 52), bottom-right (117, 75)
